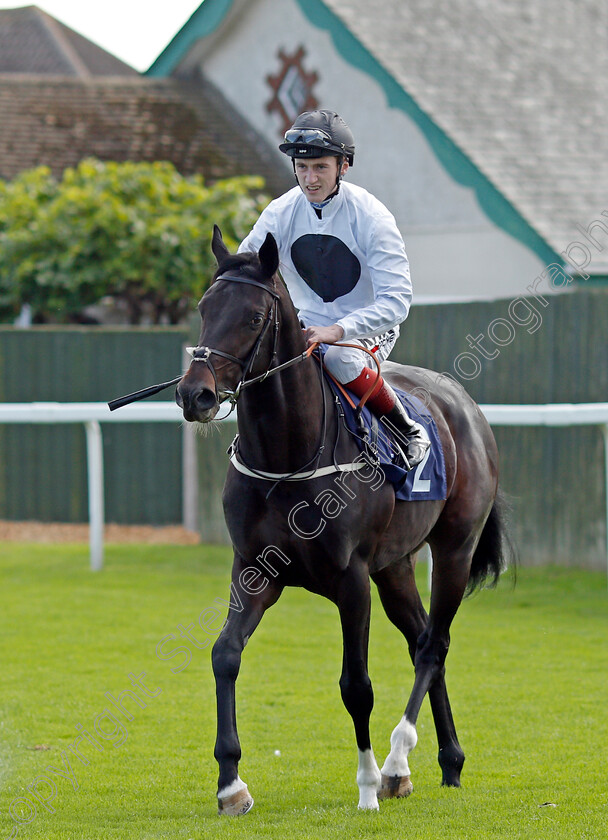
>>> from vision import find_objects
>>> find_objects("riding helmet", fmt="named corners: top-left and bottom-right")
top-left (279, 110), bottom-right (355, 166)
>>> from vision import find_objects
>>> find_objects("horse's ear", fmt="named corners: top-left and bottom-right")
top-left (211, 225), bottom-right (231, 266)
top-left (258, 232), bottom-right (279, 280)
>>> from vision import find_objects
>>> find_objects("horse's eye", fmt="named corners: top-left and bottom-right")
top-left (250, 314), bottom-right (264, 327)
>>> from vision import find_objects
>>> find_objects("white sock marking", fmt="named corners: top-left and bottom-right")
top-left (357, 748), bottom-right (381, 810)
top-left (217, 775), bottom-right (247, 800)
top-left (381, 717), bottom-right (417, 778)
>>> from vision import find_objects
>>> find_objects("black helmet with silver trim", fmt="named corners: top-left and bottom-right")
top-left (279, 110), bottom-right (355, 166)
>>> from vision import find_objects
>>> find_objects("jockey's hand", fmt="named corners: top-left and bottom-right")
top-left (303, 324), bottom-right (344, 347)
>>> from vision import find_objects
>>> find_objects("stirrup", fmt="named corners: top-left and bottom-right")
top-left (404, 424), bottom-right (431, 469)
top-left (380, 416), bottom-right (430, 471)
top-left (392, 440), bottom-right (412, 471)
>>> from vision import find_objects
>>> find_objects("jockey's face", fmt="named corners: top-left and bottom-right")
top-left (294, 155), bottom-right (349, 203)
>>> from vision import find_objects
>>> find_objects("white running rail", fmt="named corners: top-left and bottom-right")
top-left (0, 402), bottom-right (607, 574)
top-left (0, 402), bottom-right (185, 570)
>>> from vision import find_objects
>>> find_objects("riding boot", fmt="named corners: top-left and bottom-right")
top-left (344, 368), bottom-right (431, 471)
top-left (380, 397), bottom-right (430, 470)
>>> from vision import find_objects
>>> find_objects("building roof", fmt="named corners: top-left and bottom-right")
top-left (0, 4), bottom-right (138, 77)
top-left (150, 0), bottom-right (608, 275)
top-left (0, 5), bottom-right (291, 194)
top-left (0, 73), bottom-right (291, 193)
top-left (320, 0), bottom-right (608, 273)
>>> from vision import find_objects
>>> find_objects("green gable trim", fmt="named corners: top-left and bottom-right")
top-left (146, 0), bottom-right (233, 77)
top-left (296, 0), bottom-right (558, 267)
top-left (147, 0), bottom-right (560, 268)
top-left (575, 274), bottom-right (608, 287)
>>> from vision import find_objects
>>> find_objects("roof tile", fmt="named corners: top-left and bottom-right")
top-left (0, 75), bottom-right (290, 195)
top-left (0, 7), bottom-right (291, 195)
top-left (0, 5), bottom-right (137, 77)
top-left (324, 0), bottom-right (608, 271)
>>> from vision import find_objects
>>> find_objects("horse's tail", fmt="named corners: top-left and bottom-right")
top-left (466, 487), bottom-right (517, 595)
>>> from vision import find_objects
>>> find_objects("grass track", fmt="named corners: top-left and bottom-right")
top-left (1, 544), bottom-right (607, 839)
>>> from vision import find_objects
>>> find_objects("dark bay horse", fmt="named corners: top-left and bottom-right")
top-left (176, 226), bottom-right (510, 815)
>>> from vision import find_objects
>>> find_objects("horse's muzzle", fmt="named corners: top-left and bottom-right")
top-left (175, 383), bottom-right (219, 422)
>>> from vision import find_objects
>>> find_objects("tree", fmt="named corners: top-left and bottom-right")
top-left (0, 159), bottom-right (270, 324)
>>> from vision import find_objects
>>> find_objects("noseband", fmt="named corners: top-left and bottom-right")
top-left (187, 274), bottom-right (308, 411)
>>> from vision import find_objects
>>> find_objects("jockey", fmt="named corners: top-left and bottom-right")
top-left (239, 109), bottom-right (430, 469)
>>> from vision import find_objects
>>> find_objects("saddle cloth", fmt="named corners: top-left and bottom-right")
top-left (325, 377), bottom-right (447, 502)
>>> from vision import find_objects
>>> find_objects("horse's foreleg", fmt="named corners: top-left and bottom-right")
top-left (212, 566), bottom-right (282, 816)
top-left (337, 562), bottom-right (381, 810)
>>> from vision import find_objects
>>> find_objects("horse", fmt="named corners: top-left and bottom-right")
top-left (176, 226), bottom-right (511, 815)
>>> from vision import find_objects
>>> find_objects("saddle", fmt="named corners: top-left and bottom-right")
top-left (323, 374), bottom-right (447, 502)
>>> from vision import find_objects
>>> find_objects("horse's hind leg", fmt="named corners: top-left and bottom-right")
top-left (428, 669), bottom-right (465, 786)
top-left (336, 560), bottom-right (382, 810)
top-left (396, 537), bottom-right (475, 785)
top-left (373, 552), bottom-right (466, 794)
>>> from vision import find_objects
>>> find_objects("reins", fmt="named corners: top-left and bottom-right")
top-left (313, 344), bottom-right (382, 414)
top-left (183, 273), bottom-right (308, 415)
top-left (108, 273), bottom-right (382, 416)
top-left (185, 272), bottom-right (382, 414)
top-left (107, 269), bottom-right (386, 491)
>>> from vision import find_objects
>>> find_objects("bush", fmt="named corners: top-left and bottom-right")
top-left (0, 159), bottom-right (270, 324)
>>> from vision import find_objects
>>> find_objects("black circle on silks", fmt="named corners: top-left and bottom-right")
top-left (291, 234), bottom-right (361, 302)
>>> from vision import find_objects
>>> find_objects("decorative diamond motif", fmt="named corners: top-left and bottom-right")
top-left (266, 46), bottom-right (319, 135)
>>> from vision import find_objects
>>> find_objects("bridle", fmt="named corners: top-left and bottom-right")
top-left (107, 273), bottom-right (379, 416)
top-left (108, 266), bottom-right (385, 493)
top-left (186, 274), bottom-right (315, 414)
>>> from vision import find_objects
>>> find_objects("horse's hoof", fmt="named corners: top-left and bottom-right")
top-left (217, 786), bottom-right (254, 816)
top-left (378, 774), bottom-right (413, 799)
